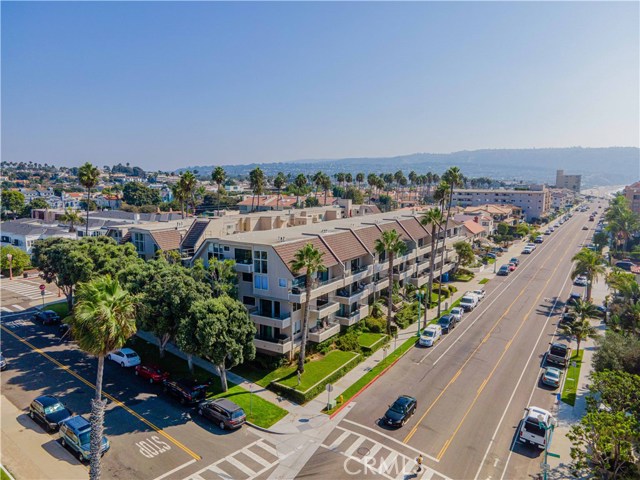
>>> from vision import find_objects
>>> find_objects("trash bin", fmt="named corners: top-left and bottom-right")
top-left (23, 272), bottom-right (29, 278)
top-left (442, 272), bottom-right (449, 282)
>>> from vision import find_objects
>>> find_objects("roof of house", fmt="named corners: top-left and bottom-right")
top-left (350, 225), bottom-right (382, 253)
top-left (376, 221), bottom-right (412, 242)
top-left (463, 220), bottom-right (486, 236)
top-left (396, 217), bottom-right (430, 241)
top-left (273, 236), bottom-right (340, 275)
top-left (320, 230), bottom-right (368, 262)
top-left (150, 230), bottom-right (183, 251)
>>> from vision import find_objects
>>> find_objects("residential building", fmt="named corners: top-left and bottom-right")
top-left (549, 188), bottom-right (579, 210)
top-left (623, 181), bottom-right (640, 215)
top-left (190, 211), bottom-right (465, 358)
top-left (0, 219), bottom-right (76, 253)
top-left (555, 169), bottom-right (582, 193)
top-left (461, 219), bottom-right (488, 240)
top-left (127, 219), bottom-right (195, 260)
top-left (451, 188), bottom-right (550, 221)
top-left (454, 213), bottom-right (494, 234)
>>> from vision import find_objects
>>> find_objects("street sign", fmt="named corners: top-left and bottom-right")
top-left (547, 452), bottom-right (560, 458)
top-left (41, 290), bottom-right (45, 296)
top-left (39, 284), bottom-right (46, 291)
top-left (326, 384), bottom-right (333, 392)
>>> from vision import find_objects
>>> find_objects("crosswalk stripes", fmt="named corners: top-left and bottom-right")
top-left (321, 426), bottom-right (452, 480)
top-left (1, 281), bottom-right (54, 300)
top-left (184, 438), bottom-right (285, 480)
top-left (10, 305), bottom-right (24, 311)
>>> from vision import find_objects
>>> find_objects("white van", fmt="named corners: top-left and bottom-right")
top-left (459, 294), bottom-right (478, 312)
top-left (419, 325), bottom-right (442, 347)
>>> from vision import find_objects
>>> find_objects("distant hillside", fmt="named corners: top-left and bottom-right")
top-left (177, 147), bottom-right (639, 187)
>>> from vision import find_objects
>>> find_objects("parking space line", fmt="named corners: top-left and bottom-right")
top-left (0, 325), bottom-right (202, 461)
top-left (152, 459), bottom-right (197, 480)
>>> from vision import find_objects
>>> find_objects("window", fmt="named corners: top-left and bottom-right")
top-left (279, 278), bottom-right (287, 288)
top-left (294, 320), bottom-right (301, 334)
top-left (242, 272), bottom-right (253, 283)
top-left (292, 303), bottom-right (301, 312)
top-left (243, 296), bottom-right (256, 306)
top-left (235, 248), bottom-right (252, 265)
top-left (254, 250), bottom-right (268, 273)
top-left (254, 274), bottom-right (268, 290)
top-left (210, 243), bottom-right (225, 260)
top-left (133, 233), bottom-right (145, 253)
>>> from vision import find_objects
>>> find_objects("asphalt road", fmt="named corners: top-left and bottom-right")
top-left (0, 309), bottom-right (277, 480)
top-left (304, 203), bottom-right (600, 480)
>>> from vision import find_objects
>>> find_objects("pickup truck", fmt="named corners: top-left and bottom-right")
top-left (546, 342), bottom-right (572, 368)
top-left (518, 406), bottom-right (554, 449)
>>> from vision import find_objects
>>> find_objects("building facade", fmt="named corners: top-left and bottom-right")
top-left (623, 181), bottom-right (640, 215)
top-left (555, 170), bottom-right (582, 193)
top-left (451, 188), bottom-right (550, 221)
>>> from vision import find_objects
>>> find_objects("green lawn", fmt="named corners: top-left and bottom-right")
top-left (275, 350), bottom-right (359, 391)
top-left (561, 349), bottom-right (584, 406)
top-left (326, 336), bottom-right (417, 414)
top-left (126, 336), bottom-right (287, 428)
top-left (357, 332), bottom-right (386, 348)
top-left (45, 302), bottom-right (69, 318)
top-left (453, 274), bottom-right (474, 282)
top-left (1, 465), bottom-right (13, 480)
top-left (479, 278), bottom-right (490, 285)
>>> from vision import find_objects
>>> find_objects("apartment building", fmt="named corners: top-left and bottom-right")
top-left (451, 188), bottom-right (550, 221)
top-left (623, 181), bottom-right (640, 216)
top-left (555, 169), bottom-right (582, 193)
top-left (190, 211), bottom-right (465, 358)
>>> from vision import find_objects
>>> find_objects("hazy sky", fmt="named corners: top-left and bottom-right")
top-left (3, 1), bottom-right (639, 170)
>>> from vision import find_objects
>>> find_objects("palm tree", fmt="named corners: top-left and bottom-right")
top-left (437, 168), bottom-right (463, 312)
top-left (68, 276), bottom-right (137, 480)
top-left (273, 172), bottom-right (286, 210)
top-left (356, 172), bottom-right (365, 189)
top-left (432, 181), bottom-right (450, 315)
top-left (294, 174), bottom-right (307, 207)
top-left (605, 197), bottom-right (639, 252)
top-left (374, 230), bottom-right (408, 334)
top-left (572, 248), bottom-right (606, 301)
top-left (171, 183), bottom-right (187, 218)
top-left (560, 317), bottom-right (598, 354)
top-left (211, 167), bottom-right (226, 216)
top-left (345, 173), bottom-right (353, 186)
top-left (59, 208), bottom-right (85, 233)
top-left (290, 243), bottom-right (326, 373)
top-left (179, 171), bottom-right (198, 215)
top-left (320, 174), bottom-right (332, 206)
top-left (248, 167), bottom-right (265, 212)
top-left (78, 162), bottom-right (100, 236)
top-left (421, 207), bottom-right (443, 328)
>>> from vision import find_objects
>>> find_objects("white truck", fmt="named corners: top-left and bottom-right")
top-left (518, 406), bottom-right (554, 449)
top-left (459, 293), bottom-right (479, 312)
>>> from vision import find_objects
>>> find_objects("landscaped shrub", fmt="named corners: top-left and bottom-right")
top-left (335, 331), bottom-right (360, 352)
top-left (254, 352), bottom-right (286, 370)
top-left (365, 316), bottom-right (387, 333)
top-left (394, 302), bottom-right (419, 329)
top-left (432, 286), bottom-right (450, 298)
top-left (448, 285), bottom-right (458, 293)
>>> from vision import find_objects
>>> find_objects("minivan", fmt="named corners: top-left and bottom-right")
top-left (459, 294), bottom-right (478, 311)
top-left (198, 398), bottom-right (246, 430)
top-left (59, 415), bottom-right (110, 462)
top-left (419, 325), bottom-right (442, 347)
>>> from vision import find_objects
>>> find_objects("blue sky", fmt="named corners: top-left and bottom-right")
top-left (2, 1), bottom-right (638, 170)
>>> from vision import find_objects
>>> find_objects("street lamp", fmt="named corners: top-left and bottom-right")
top-left (538, 414), bottom-right (556, 480)
top-left (6, 253), bottom-right (13, 280)
top-left (415, 291), bottom-right (423, 337)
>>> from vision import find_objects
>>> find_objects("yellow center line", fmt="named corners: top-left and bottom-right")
top-left (434, 223), bottom-right (585, 460)
top-left (1, 325), bottom-right (201, 461)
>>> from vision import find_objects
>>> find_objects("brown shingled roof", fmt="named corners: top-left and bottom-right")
top-left (273, 237), bottom-right (340, 275)
top-left (321, 231), bottom-right (368, 262)
top-left (397, 218), bottom-right (430, 241)
top-left (150, 230), bottom-right (182, 251)
top-left (377, 221), bottom-right (412, 242)
top-left (351, 225), bottom-right (382, 253)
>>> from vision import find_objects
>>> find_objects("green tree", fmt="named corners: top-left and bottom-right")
top-left (605, 195), bottom-right (640, 252)
top-left (572, 248), bottom-right (606, 301)
top-left (186, 296), bottom-right (256, 392)
top-left (560, 317), bottom-right (599, 354)
top-left (1, 190), bottom-right (25, 219)
top-left (375, 230), bottom-right (407, 334)
top-left (588, 370), bottom-right (640, 421)
top-left (178, 171), bottom-right (198, 215)
top-left (249, 167), bottom-right (265, 212)
top-left (592, 231), bottom-right (610, 253)
top-left (78, 162), bottom-right (100, 237)
top-left (122, 182), bottom-right (161, 207)
top-left (22, 197), bottom-right (49, 217)
top-left (344, 186), bottom-right (364, 204)
top-left (203, 257), bottom-right (238, 297)
top-left (211, 167), bottom-right (226, 215)
top-left (305, 196), bottom-right (320, 208)
top-left (294, 173), bottom-right (307, 207)
top-left (593, 332), bottom-right (640, 375)
top-left (290, 243), bottom-right (326, 373)
top-left (59, 208), bottom-right (85, 233)
top-left (453, 241), bottom-right (475, 267)
top-left (320, 174), bottom-right (332, 206)
top-left (273, 172), bottom-right (286, 211)
top-left (68, 275), bottom-right (137, 480)
top-left (0, 245), bottom-right (31, 276)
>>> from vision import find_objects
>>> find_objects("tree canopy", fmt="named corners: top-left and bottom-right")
top-left (123, 182), bottom-right (161, 206)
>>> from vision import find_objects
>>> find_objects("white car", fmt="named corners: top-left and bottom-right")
top-left (471, 289), bottom-right (486, 301)
top-left (574, 276), bottom-right (588, 287)
top-left (419, 325), bottom-right (442, 347)
top-left (107, 348), bottom-right (141, 367)
top-left (459, 294), bottom-right (478, 312)
top-left (526, 243), bottom-right (537, 251)
top-left (450, 307), bottom-right (464, 322)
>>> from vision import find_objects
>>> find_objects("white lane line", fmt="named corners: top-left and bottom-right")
top-left (153, 459), bottom-right (197, 480)
top-left (10, 305), bottom-right (24, 311)
top-left (1, 307), bottom-right (12, 312)
top-left (341, 419), bottom-right (439, 463)
top-left (368, 443), bottom-right (383, 458)
top-left (327, 430), bottom-right (351, 450)
top-left (225, 455), bottom-right (256, 476)
top-left (242, 448), bottom-right (272, 468)
top-left (205, 465), bottom-right (232, 480)
top-left (344, 436), bottom-right (365, 457)
top-left (255, 440), bottom-right (279, 458)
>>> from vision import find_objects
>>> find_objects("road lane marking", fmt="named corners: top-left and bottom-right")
top-left (226, 455), bottom-right (256, 476)
top-left (153, 459), bottom-right (197, 480)
top-left (0, 325), bottom-right (202, 461)
top-left (436, 212), bottom-right (589, 461)
top-left (10, 305), bottom-right (24, 311)
top-left (473, 213), bottom-right (591, 480)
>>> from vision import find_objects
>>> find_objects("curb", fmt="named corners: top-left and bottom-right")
top-left (246, 421), bottom-right (293, 435)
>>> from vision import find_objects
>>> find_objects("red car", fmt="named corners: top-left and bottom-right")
top-left (135, 364), bottom-right (169, 384)
top-left (508, 263), bottom-right (517, 271)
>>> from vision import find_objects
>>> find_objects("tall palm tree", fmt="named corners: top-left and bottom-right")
top-left (59, 208), bottom-right (85, 233)
top-left (605, 197), bottom-right (639, 252)
top-left (248, 167), bottom-right (265, 212)
top-left (78, 162), bottom-right (100, 237)
top-left (68, 276), bottom-right (137, 480)
top-left (560, 317), bottom-right (598, 354)
top-left (345, 173), bottom-right (353, 186)
top-left (356, 172), bottom-right (365, 189)
top-left (290, 243), bottom-right (326, 373)
top-left (171, 183), bottom-right (187, 219)
top-left (211, 167), bottom-right (226, 215)
top-left (572, 248), bottom-right (606, 301)
top-left (294, 173), bottom-right (307, 207)
top-left (321, 174), bottom-right (332, 206)
top-left (433, 181), bottom-right (450, 316)
top-left (437, 168), bottom-right (463, 312)
top-left (273, 172), bottom-right (286, 210)
top-left (374, 230), bottom-right (408, 334)
top-left (179, 171), bottom-right (198, 215)
top-left (420, 207), bottom-right (443, 328)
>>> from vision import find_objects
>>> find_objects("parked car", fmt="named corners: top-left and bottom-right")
top-left (33, 310), bottom-right (61, 326)
top-left (59, 415), bottom-right (110, 462)
top-left (497, 265), bottom-right (510, 276)
top-left (0, 354), bottom-right (6, 371)
top-left (541, 367), bottom-right (562, 388)
top-left (163, 378), bottom-right (210, 405)
top-left (510, 257), bottom-right (520, 266)
top-left (438, 314), bottom-right (456, 334)
top-left (198, 398), bottom-right (246, 430)
top-left (459, 294), bottom-right (479, 311)
top-left (567, 292), bottom-right (582, 306)
top-left (485, 253), bottom-right (497, 260)
top-left (508, 263), bottom-right (517, 271)
top-left (546, 343), bottom-right (572, 368)
top-left (419, 325), bottom-right (442, 347)
top-left (382, 395), bottom-right (417, 428)
top-left (450, 307), bottom-right (464, 322)
top-left (573, 276), bottom-right (588, 287)
top-left (518, 406), bottom-right (554, 449)
top-left (582, 226), bottom-right (589, 230)
top-left (560, 312), bottom-right (576, 325)
top-left (534, 236), bottom-right (544, 243)
top-left (614, 261), bottom-right (634, 271)
top-left (471, 289), bottom-right (486, 300)
top-left (135, 364), bottom-right (169, 384)
top-left (106, 348), bottom-right (141, 367)
top-left (522, 246), bottom-right (533, 254)
top-left (29, 395), bottom-right (73, 432)
top-left (526, 243), bottom-right (537, 251)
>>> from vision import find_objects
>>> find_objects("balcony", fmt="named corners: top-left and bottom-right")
top-left (249, 308), bottom-right (292, 329)
top-left (334, 284), bottom-right (371, 305)
top-left (373, 277), bottom-right (389, 293)
top-left (308, 322), bottom-right (341, 343)
top-left (336, 305), bottom-right (369, 327)
top-left (393, 264), bottom-right (416, 281)
top-left (254, 334), bottom-right (292, 354)
top-left (345, 265), bottom-right (372, 283)
top-left (310, 300), bottom-right (340, 321)
top-left (288, 277), bottom-right (342, 303)
top-left (234, 260), bottom-right (253, 274)
top-left (409, 273), bottom-right (428, 287)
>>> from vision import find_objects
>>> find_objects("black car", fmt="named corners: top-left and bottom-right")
top-left (497, 265), bottom-right (510, 276)
top-left (29, 395), bottom-right (73, 432)
top-left (34, 310), bottom-right (61, 325)
top-left (510, 257), bottom-right (520, 266)
top-left (198, 398), bottom-right (246, 430)
top-left (163, 378), bottom-right (209, 405)
top-left (382, 395), bottom-right (417, 428)
top-left (437, 314), bottom-right (456, 334)
top-left (567, 292), bottom-right (582, 306)
top-left (0, 354), bottom-right (7, 371)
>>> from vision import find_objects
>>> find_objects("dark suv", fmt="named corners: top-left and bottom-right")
top-left (34, 310), bottom-right (61, 325)
top-left (437, 314), bottom-right (456, 334)
top-left (29, 395), bottom-right (73, 431)
top-left (162, 378), bottom-right (209, 405)
top-left (198, 398), bottom-right (246, 430)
